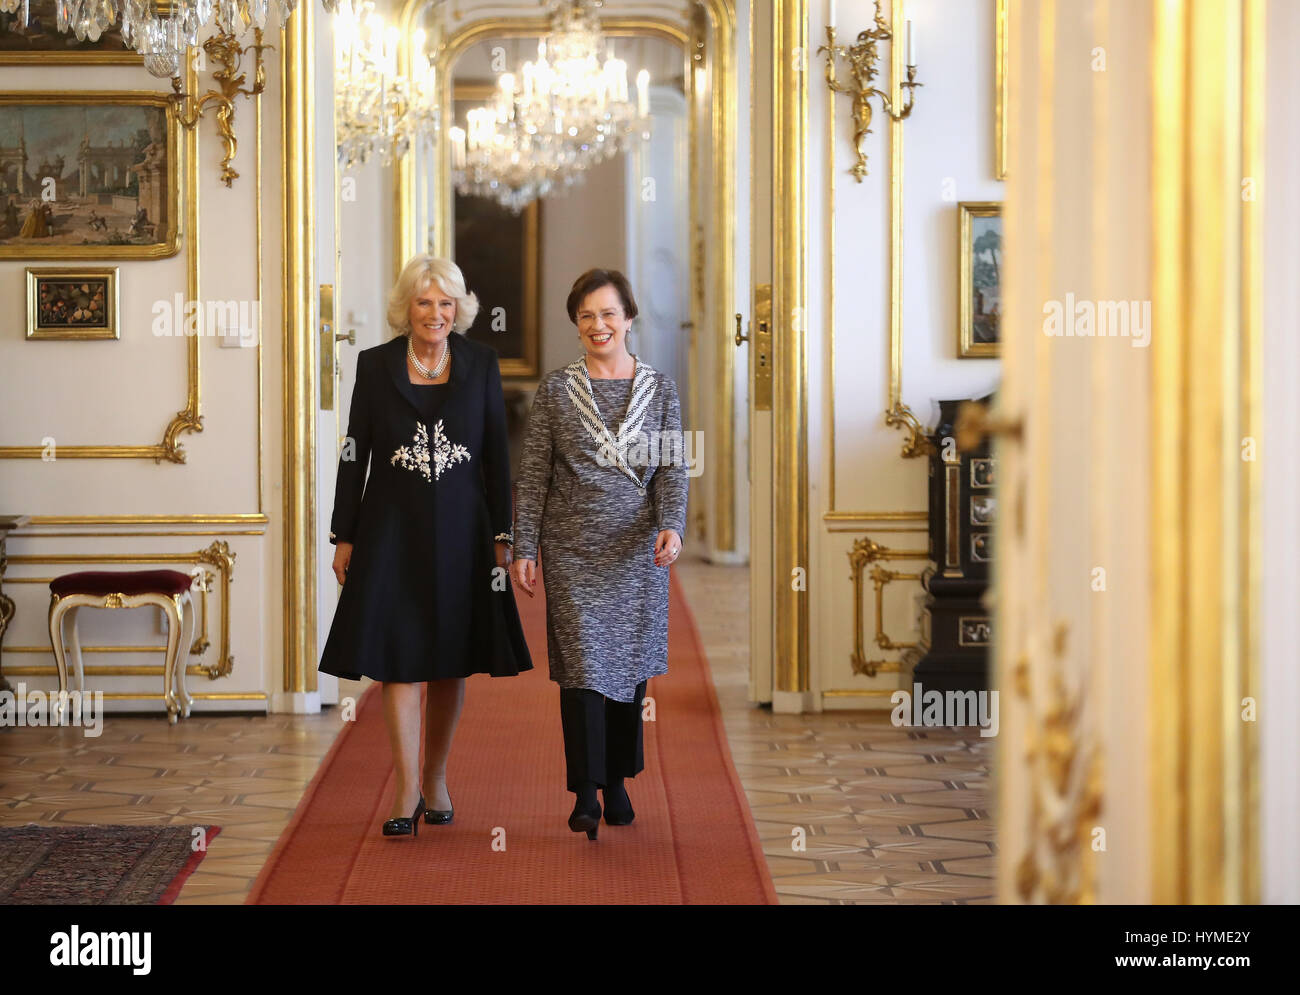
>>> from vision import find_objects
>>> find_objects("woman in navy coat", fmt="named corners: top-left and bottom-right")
top-left (319, 255), bottom-right (532, 837)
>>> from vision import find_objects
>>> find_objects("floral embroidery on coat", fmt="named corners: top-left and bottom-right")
top-left (391, 420), bottom-right (470, 482)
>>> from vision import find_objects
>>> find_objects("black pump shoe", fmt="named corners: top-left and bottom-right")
top-left (568, 799), bottom-right (602, 841)
top-left (382, 794), bottom-right (426, 837)
top-left (603, 785), bottom-right (635, 826)
top-left (423, 780), bottom-right (453, 824)
top-left (424, 800), bottom-right (454, 825)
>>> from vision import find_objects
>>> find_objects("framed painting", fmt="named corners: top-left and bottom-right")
top-left (450, 82), bottom-right (542, 380)
top-left (0, 1), bottom-right (145, 65)
top-left (0, 91), bottom-right (181, 259)
top-left (958, 201), bottom-right (1002, 358)
top-left (26, 266), bottom-right (119, 339)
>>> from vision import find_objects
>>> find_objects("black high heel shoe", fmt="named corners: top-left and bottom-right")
top-left (424, 795), bottom-right (454, 825)
top-left (568, 798), bottom-right (602, 841)
top-left (382, 794), bottom-right (426, 837)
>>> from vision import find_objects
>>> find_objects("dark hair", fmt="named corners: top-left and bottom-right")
top-left (565, 268), bottom-right (639, 325)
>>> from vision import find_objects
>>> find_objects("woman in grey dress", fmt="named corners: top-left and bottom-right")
top-left (511, 268), bottom-right (688, 840)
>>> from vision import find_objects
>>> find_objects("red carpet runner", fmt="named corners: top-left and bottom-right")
top-left (247, 568), bottom-right (776, 904)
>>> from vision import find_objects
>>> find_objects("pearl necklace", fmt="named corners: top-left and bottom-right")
top-left (408, 334), bottom-right (450, 380)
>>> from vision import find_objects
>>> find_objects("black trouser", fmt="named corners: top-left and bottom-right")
top-left (559, 680), bottom-right (647, 792)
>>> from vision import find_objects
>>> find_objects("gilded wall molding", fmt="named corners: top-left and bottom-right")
top-left (698, 0), bottom-right (737, 554)
top-left (883, 0), bottom-right (929, 461)
top-left (21, 515), bottom-right (268, 528)
top-left (1239, 0), bottom-right (1263, 904)
top-left (1149, 0), bottom-right (1260, 904)
top-left (823, 0), bottom-right (932, 526)
top-left (1, 62), bottom-right (266, 525)
top-left (280, 9), bottom-right (319, 697)
top-left (0, 75), bottom-right (201, 464)
top-left (847, 535), bottom-right (926, 678)
top-left (773, 0), bottom-right (809, 693)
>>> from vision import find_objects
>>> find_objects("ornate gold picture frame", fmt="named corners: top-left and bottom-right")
top-left (26, 265), bottom-right (120, 339)
top-left (958, 201), bottom-right (1002, 358)
top-left (0, 1), bottom-right (144, 65)
top-left (0, 91), bottom-right (182, 259)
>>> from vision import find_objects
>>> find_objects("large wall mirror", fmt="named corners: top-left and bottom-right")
top-left (392, 1), bottom-right (738, 551)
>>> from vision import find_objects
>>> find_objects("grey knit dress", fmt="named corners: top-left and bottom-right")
top-left (514, 356), bottom-right (689, 703)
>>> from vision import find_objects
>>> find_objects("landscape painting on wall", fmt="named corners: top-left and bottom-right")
top-left (958, 201), bottom-right (1002, 358)
top-left (0, 1), bottom-right (140, 63)
top-left (0, 93), bottom-right (180, 258)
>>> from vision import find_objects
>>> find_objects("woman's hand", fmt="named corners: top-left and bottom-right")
top-left (654, 530), bottom-right (682, 567)
top-left (332, 542), bottom-right (353, 585)
top-left (495, 541), bottom-right (513, 570)
top-left (511, 557), bottom-right (537, 598)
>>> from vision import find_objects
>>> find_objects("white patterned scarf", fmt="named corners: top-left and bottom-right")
top-left (564, 356), bottom-right (657, 489)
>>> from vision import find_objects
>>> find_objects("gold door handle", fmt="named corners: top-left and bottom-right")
top-left (954, 400), bottom-right (1024, 451)
top-left (335, 328), bottom-right (356, 346)
top-left (734, 312), bottom-right (749, 346)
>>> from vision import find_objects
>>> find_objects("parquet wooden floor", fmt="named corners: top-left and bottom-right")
top-left (0, 554), bottom-right (994, 904)
top-left (673, 557), bottom-right (996, 905)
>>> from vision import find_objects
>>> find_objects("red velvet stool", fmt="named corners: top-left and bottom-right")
top-left (47, 570), bottom-right (196, 724)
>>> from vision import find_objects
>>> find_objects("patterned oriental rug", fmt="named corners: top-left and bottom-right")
top-left (248, 568), bottom-right (777, 904)
top-left (0, 824), bottom-right (220, 904)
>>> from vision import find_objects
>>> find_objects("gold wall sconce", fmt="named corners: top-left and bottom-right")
top-left (169, 28), bottom-right (272, 188)
top-left (818, 0), bottom-right (922, 180)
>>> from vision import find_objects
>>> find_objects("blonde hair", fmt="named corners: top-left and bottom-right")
top-left (386, 255), bottom-right (480, 337)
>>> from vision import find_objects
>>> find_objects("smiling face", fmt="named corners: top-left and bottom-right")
top-left (408, 282), bottom-right (456, 349)
top-left (575, 284), bottom-right (633, 359)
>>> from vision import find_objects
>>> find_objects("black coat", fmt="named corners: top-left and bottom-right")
top-left (318, 332), bottom-right (532, 683)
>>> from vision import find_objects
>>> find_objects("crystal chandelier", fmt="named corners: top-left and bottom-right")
top-left (334, 0), bottom-right (438, 169)
top-left (449, 0), bottom-right (651, 213)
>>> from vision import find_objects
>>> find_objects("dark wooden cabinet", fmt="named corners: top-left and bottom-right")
top-left (912, 396), bottom-right (995, 693)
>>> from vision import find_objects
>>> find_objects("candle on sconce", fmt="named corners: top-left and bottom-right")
top-left (385, 25), bottom-right (398, 75)
top-left (907, 20), bottom-right (917, 66)
top-left (828, 0), bottom-right (836, 29)
top-left (449, 125), bottom-right (466, 169)
top-left (615, 58), bottom-right (629, 103)
top-left (636, 69), bottom-right (649, 118)
top-left (500, 72), bottom-right (516, 120)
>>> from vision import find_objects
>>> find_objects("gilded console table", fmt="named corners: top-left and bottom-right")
top-left (0, 515), bottom-right (31, 694)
